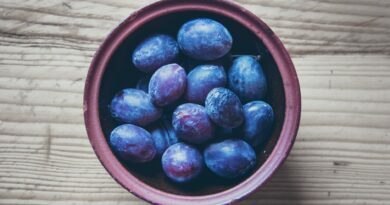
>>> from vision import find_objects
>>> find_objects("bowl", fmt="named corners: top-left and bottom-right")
top-left (84, 0), bottom-right (301, 204)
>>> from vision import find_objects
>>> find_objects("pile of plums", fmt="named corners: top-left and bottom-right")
top-left (109, 18), bottom-right (274, 183)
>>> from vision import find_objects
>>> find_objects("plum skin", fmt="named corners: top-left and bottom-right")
top-left (149, 63), bottom-right (187, 107)
top-left (109, 88), bottom-right (162, 126)
top-left (185, 64), bottom-right (227, 104)
top-left (228, 56), bottom-right (267, 102)
top-left (172, 103), bottom-right (215, 144)
top-left (132, 34), bottom-right (179, 73)
top-left (204, 139), bottom-right (256, 179)
top-left (239, 101), bottom-right (274, 147)
top-left (110, 124), bottom-right (156, 163)
top-left (149, 118), bottom-right (179, 157)
top-left (178, 18), bottom-right (233, 61)
top-left (161, 143), bottom-right (203, 183)
top-left (205, 87), bottom-right (244, 128)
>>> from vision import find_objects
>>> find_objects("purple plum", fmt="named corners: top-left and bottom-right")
top-left (172, 103), bottom-right (215, 144)
top-left (178, 18), bottom-right (233, 61)
top-left (132, 34), bottom-right (179, 73)
top-left (228, 56), bottom-right (267, 102)
top-left (239, 101), bottom-right (274, 147)
top-left (162, 143), bottom-right (203, 183)
top-left (205, 87), bottom-right (244, 128)
top-left (149, 118), bottom-right (179, 157)
top-left (204, 139), bottom-right (256, 178)
top-left (149, 63), bottom-right (187, 107)
top-left (185, 64), bottom-right (227, 104)
top-left (109, 88), bottom-right (162, 126)
top-left (110, 124), bottom-right (156, 163)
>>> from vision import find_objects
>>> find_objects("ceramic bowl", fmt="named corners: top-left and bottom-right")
top-left (84, 0), bottom-right (301, 204)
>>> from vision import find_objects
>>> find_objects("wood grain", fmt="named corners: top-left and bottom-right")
top-left (0, 0), bottom-right (389, 204)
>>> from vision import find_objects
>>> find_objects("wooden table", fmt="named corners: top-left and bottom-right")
top-left (1, 0), bottom-right (389, 204)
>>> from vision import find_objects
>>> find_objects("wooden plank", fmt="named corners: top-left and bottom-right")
top-left (0, 0), bottom-right (390, 204)
top-left (0, 0), bottom-right (389, 55)
top-left (0, 54), bottom-right (389, 204)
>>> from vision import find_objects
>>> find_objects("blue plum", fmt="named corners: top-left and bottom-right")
top-left (185, 64), bottom-right (227, 104)
top-left (228, 56), bottom-right (267, 102)
top-left (132, 34), bottom-right (179, 73)
top-left (239, 101), bottom-right (274, 147)
top-left (205, 87), bottom-right (244, 128)
top-left (149, 63), bottom-right (187, 107)
top-left (135, 75), bottom-right (150, 93)
top-left (110, 124), bottom-right (156, 163)
top-left (109, 88), bottom-right (162, 126)
top-left (204, 139), bottom-right (256, 179)
top-left (178, 18), bottom-right (233, 61)
top-left (162, 143), bottom-right (203, 183)
top-left (149, 118), bottom-right (179, 157)
top-left (172, 103), bottom-right (215, 144)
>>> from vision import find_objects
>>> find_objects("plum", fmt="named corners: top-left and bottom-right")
top-left (149, 118), bottom-right (179, 157)
top-left (162, 143), bottom-right (203, 183)
top-left (132, 34), bottom-right (179, 73)
top-left (228, 56), bottom-right (267, 102)
top-left (178, 18), bottom-right (232, 61)
top-left (110, 124), bottom-right (156, 163)
top-left (204, 139), bottom-right (256, 179)
top-left (109, 88), bottom-right (162, 126)
top-left (149, 63), bottom-right (187, 107)
top-left (172, 103), bottom-right (215, 144)
top-left (205, 87), bottom-right (244, 128)
top-left (239, 101), bottom-right (274, 147)
top-left (185, 64), bottom-right (227, 104)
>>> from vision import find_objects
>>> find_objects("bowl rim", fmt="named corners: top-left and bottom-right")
top-left (84, 0), bottom-right (301, 204)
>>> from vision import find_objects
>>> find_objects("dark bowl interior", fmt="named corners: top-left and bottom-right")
top-left (98, 11), bottom-right (285, 196)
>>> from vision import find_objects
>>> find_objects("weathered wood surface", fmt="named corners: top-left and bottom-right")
top-left (0, 0), bottom-right (389, 204)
